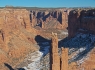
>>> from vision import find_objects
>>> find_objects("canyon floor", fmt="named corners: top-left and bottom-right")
top-left (14, 28), bottom-right (68, 70)
top-left (15, 30), bottom-right (95, 70)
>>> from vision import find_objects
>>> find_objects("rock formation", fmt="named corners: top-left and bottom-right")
top-left (62, 11), bottom-right (68, 28)
top-left (68, 9), bottom-right (95, 38)
top-left (61, 47), bottom-right (68, 70)
top-left (30, 9), bottom-right (68, 29)
top-left (0, 8), bottom-right (38, 70)
top-left (1, 7), bottom-right (95, 70)
top-left (51, 32), bottom-right (68, 70)
top-left (51, 32), bottom-right (60, 70)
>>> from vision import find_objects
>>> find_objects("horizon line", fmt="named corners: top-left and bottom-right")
top-left (0, 5), bottom-right (95, 9)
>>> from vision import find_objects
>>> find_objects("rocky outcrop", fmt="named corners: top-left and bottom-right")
top-left (67, 9), bottom-right (95, 69)
top-left (68, 10), bottom-right (79, 38)
top-left (82, 48), bottom-right (95, 70)
top-left (68, 9), bottom-right (95, 38)
top-left (0, 8), bottom-right (38, 70)
top-left (51, 32), bottom-right (60, 70)
top-left (62, 11), bottom-right (68, 28)
top-left (51, 32), bottom-right (68, 70)
top-left (61, 32), bottom-right (95, 70)
top-left (61, 47), bottom-right (68, 70)
top-left (30, 9), bottom-right (68, 29)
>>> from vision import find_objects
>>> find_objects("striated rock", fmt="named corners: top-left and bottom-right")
top-left (62, 32), bottom-right (95, 70)
top-left (30, 9), bottom-right (68, 29)
top-left (51, 32), bottom-right (69, 70)
top-left (51, 32), bottom-right (60, 70)
top-left (62, 11), bottom-right (68, 28)
top-left (68, 10), bottom-right (79, 38)
top-left (68, 9), bottom-right (95, 38)
top-left (41, 20), bottom-right (44, 28)
top-left (0, 8), bottom-right (38, 70)
top-left (61, 47), bottom-right (68, 70)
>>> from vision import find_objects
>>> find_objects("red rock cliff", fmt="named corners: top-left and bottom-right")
top-left (0, 8), bottom-right (37, 70)
top-left (30, 9), bottom-right (68, 29)
top-left (68, 9), bottom-right (95, 38)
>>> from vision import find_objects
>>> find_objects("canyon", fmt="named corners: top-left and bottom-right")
top-left (0, 7), bottom-right (95, 70)
top-left (68, 9), bottom-right (95, 38)
top-left (30, 9), bottom-right (68, 29)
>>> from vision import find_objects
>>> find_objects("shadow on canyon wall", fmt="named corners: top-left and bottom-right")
top-left (34, 33), bottom-right (95, 70)
top-left (4, 63), bottom-right (25, 70)
top-left (35, 35), bottom-right (52, 70)
top-left (30, 11), bottom-right (63, 25)
top-left (59, 33), bottom-right (95, 63)
top-left (34, 33), bottom-right (95, 65)
top-left (35, 35), bottom-right (51, 56)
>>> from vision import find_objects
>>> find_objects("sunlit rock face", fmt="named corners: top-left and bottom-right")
top-left (68, 9), bottom-right (95, 38)
top-left (0, 8), bottom-right (38, 70)
top-left (0, 8), bottom-right (69, 70)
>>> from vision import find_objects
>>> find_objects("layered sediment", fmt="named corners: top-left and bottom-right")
top-left (30, 9), bottom-right (68, 29)
top-left (0, 8), bottom-right (38, 70)
top-left (68, 9), bottom-right (95, 38)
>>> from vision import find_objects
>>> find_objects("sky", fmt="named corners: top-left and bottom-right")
top-left (0, 0), bottom-right (95, 8)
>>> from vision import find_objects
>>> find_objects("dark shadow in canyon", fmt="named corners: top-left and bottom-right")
top-left (58, 34), bottom-right (95, 63)
top-left (4, 63), bottom-right (25, 70)
top-left (58, 9), bottom-right (95, 63)
top-left (35, 35), bottom-right (51, 56)
top-left (30, 11), bottom-right (64, 26)
top-left (35, 35), bottom-right (50, 44)
top-left (43, 13), bottom-right (51, 21)
top-left (35, 35), bottom-right (52, 70)
top-left (17, 68), bottom-right (25, 70)
top-left (57, 12), bottom-right (62, 24)
top-left (4, 63), bottom-right (14, 70)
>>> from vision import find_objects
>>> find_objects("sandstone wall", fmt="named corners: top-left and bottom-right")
top-left (61, 47), bottom-right (68, 70)
top-left (68, 9), bottom-right (95, 38)
top-left (0, 8), bottom-right (37, 70)
top-left (51, 32), bottom-right (60, 70)
top-left (51, 32), bottom-right (69, 70)
top-left (30, 9), bottom-right (68, 29)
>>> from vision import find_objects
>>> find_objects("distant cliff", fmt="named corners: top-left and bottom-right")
top-left (30, 9), bottom-right (69, 29)
top-left (68, 9), bottom-right (95, 38)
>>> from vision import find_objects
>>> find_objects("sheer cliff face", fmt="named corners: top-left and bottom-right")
top-left (0, 8), bottom-right (69, 70)
top-left (68, 10), bottom-right (79, 38)
top-left (68, 9), bottom-right (95, 38)
top-left (80, 10), bottom-right (95, 32)
top-left (0, 9), bottom-right (32, 30)
top-left (0, 9), bottom-right (37, 70)
top-left (30, 10), bottom-right (68, 29)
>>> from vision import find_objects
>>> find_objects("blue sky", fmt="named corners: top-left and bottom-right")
top-left (0, 0), bottom-right (95, 8)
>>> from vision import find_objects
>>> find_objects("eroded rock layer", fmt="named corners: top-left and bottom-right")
top-left (68, 9), bottom-right (95, 38)
top-left (0, 8), bottom-right (38, 70)
top-left (30, 9), bottom-right (68, 29)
